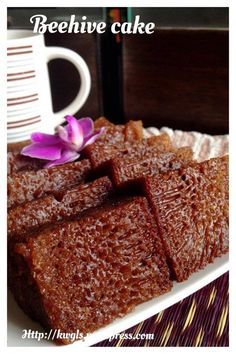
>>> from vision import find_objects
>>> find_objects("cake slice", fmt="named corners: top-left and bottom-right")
top-left (124, 120), bottom-right (144, 141)
top-left (8, 177), bottom-right (113, 241)
top-left (111, 146), bottom-right (193, 189)
top-left (8, 159), bottom-right (91, 209)
top-left (144, 156), bottom-right (229, 282)
top-left (7, 151), bottom-right (45, 175)
top-left (83, 120), bottom-right (144, 171)
top-left (94, 116), bottom-right (115, 128)
top-left (9, 197), bottom-right (172, 344)
top-left (84, 134), bottom-right (172, 173)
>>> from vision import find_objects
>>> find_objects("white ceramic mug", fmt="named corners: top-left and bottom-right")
top-left (7, 30), bottom-right (91, 143)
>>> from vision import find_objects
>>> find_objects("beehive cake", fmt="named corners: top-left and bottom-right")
top-left (7, 116), bottom-right (229, 345)
top-left (85, 134), bottom-right (173, 174)
top-left (8, 159), bottom-right (91, 209)
top-left (83, 120), bottom-right (144, 170)
top-left (144, 156), bottom-right (229, 282)
top-left (111, 146), bottom-right (193, 189)
top-left (94, 116), bottom-right (115, 128)
top-left (8, 176), bottom-right (113, 241)
top-left (7, 151), bottom-right (45, 175)
top-left (87, 119), bottom-right (143, 147)
top-left (9, 197), bottom-right (172, 344)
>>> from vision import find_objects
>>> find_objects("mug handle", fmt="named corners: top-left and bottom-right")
top-left (45, 46), bottom-right (91, 127)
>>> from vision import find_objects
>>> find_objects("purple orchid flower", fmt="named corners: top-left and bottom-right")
top-left (21, 116), bottom-right (105, 168)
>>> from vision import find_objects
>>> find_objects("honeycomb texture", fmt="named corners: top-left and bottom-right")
top-left (144, 156), bottom-right (229, 282)
top-left (7, 159), bottom-right (91, 209)
top-left (87, 134), bottom-right (173, 175)
top-left (7, 151), bottom-right (45, 175)
top-left (10, 197), bottom-right (172, 344)
top-left (111, 147), bottom-right (193, 188)
top-left (8, 177), bottom-right (113, 241)
top-left (94, 117), bottom-right (115, 129)
top-left (84, 120), bottom-right (143, 170)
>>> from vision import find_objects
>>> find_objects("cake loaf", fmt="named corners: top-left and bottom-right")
top-left (111, 146), bottom-right (193, 188)
top-left (9, 197), bottom-right (172, 344)
top-left (8, 159), bottom-right (91, 209)
top-left (144, 156), bottom-right (229, 282)
top-left (8, 176), bottom-right (113, 241)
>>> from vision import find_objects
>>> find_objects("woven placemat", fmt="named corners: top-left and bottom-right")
top-left (93, 273), bottom-right (228, 347)
top-left (94, 127), bottom-right (229, 347)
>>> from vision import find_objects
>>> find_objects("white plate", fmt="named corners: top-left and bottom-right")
top-left (8, 254), bottom-right (228, 347)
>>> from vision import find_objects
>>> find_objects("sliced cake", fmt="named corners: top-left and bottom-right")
top-left (8, 176), bottom-right (113, 241)
top-left (144, 156), bottom-right (229, 282)
top-left (85, 134), bottom-right (173, 174)
top-left (9, 197), bottom-right (172, 344)
top-left (8, 159), bottom-right (91, 209)
top-left (83, 120), bottom-right (144, 171)
top-left (111, 146), bottom-right (193, 189)
top-left (7, 151), bottom-right (45, 175)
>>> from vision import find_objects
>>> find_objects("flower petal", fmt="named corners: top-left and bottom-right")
top-left (44, 149), bottom-right (80, 168)
top-left (65, 115), bottom-right (84, 147)
top-left (82, 127), bottom-right (106, 149)
top-left (77, 117), bottom-right (94, 137)
top-left (31, 132), bottom-right (61, 145)
top-left (57, 125), bottom-right (69, 143)
top-left (20, 116), bottom-right (105, 167)
top-left (21, 142), bottom-right (63, 160)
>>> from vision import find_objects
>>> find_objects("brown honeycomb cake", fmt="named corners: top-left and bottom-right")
top-left (9, 197), bottom-right (172, 344)
top-left (94, 117), bottom-right (143, 138)
top-left (8, 176), bottom-right (113, 241)
top-left (94, 116), bottom-right (115, 128)
top-left (85, 134), bottom-right (173, 174)
top-left (83, 120), bottom-right (144, 170)
top-left (87, 120), bottom-right (143, 147)
top-left (143, 156), bottom-right (229, 282)
top-left (123, 120), bottom-right (144, 141)
top-left (111, 146), bottom-right (193, 189)
top-left (7, 151), bottom-right (45, 175)
top-left (8, 159), bottom-right (91, 209)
